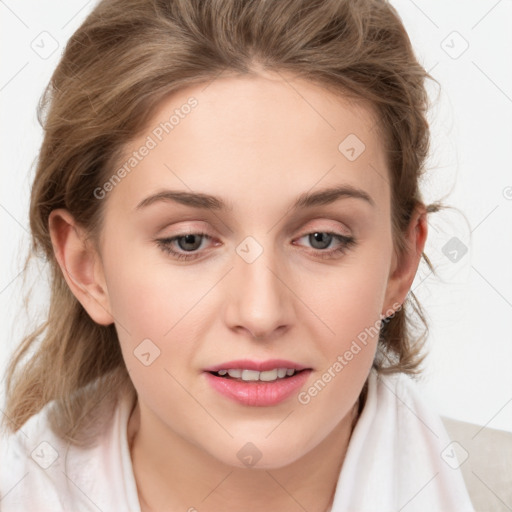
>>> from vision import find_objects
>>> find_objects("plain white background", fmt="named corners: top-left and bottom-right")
top-left (0, 0), bottom-right (511, 433)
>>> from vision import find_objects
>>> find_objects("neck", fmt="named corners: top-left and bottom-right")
top-left (128, 398), bottom-right (362, 512)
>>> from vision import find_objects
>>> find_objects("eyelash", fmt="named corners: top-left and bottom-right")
top-left (155, 231), bottom-right (357, 262)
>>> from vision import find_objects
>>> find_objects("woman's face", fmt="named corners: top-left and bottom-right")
top-left (91, 71), bottom-right (406, 468)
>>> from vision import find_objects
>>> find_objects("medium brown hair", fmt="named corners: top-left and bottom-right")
top-left (3, 0), bottom-right (444, 444)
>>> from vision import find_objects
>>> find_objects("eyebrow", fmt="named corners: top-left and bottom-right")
top-left (135, 184), bottom-right (375, 212)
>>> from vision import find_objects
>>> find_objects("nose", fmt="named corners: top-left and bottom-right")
top-left (224, 243), bottom-right (294, 340)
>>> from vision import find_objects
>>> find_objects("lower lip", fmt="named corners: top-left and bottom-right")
top-left (204, 370), bottom-right (312, 406)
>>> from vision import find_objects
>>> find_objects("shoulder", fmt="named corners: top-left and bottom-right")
top-left (339, 368), bottom-right (475, 510)
top-left (0, 392), bottom-right (138, 512)
top-left (0, 402), bottom-right (71, 510)
top-left (362, 369), bottom-right (469, 480)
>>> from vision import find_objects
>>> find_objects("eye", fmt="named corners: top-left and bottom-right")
top-left (156, 232), bottom-right (214, 261)
top-left (155, 230), bottom-right (357, 262)
top-left (293, 231), bottom-right (356, 259)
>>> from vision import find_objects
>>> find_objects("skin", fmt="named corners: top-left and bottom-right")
top-left (49, 70), bottom-right (427, 512)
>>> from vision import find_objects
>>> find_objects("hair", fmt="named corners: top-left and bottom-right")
top-left (3, 0), bottom-right (446, 444)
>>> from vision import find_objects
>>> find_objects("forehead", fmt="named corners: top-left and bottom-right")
top-left (107, 70), bottom-right (390, 219)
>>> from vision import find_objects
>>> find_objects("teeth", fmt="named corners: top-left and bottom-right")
top-left (218, 368), bottom-right (298, 382)
top-left (241, 369), bottom-right (260, 381)
top-left (259, 369), bottom-right (278, 381)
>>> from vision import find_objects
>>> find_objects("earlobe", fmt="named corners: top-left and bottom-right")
top-left (382, 205), bottom-right (428, 315)
top-left (48, 209), bottom-right (114, 326)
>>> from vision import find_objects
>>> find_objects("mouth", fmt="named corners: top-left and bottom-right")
top-left (203, 359), bottom-right (313, 406)
top-left (203, 358), bottom-right (312, 382)
top-left (207, 368), bottom-right (308, 382)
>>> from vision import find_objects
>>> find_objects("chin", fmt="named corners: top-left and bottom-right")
top-left (208, 439), bottom-right (306, 471)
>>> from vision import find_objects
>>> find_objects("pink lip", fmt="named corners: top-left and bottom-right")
top-left (203, 359), bottom-right (311, 372)
top-left (204, 369), bottom-right (312, 406)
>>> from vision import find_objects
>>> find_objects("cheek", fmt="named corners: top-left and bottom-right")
top-left (102, 237), bottom-right (201, 333)
top-left (304, 272), bottom-right (383, 379)
top-left (102, 251), bottom-right (206, 401)
top-left (295, 234), bottom-right (393, 383)
top-left (301, 245), bottom-right (391, 342)
top-left (293, 263), bottom-right (389, 425)
top-left (100, 240), bottom-right (216, 393)
top-left (328, 274), bottom-right (386, 342)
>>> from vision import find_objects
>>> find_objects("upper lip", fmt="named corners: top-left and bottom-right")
top-left (204, 359), bottom-right (311, 372)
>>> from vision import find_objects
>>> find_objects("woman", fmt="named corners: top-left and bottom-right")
top-left (0, 0), bottom-right (474, 510)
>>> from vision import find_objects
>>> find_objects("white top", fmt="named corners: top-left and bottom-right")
top-left (0, 369), bottom-right (475, 511)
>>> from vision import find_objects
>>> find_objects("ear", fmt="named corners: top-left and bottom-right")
top-left (48, 208), bottom-right (114, 326)
top-left (382, 203), bottom-right (428, 316)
